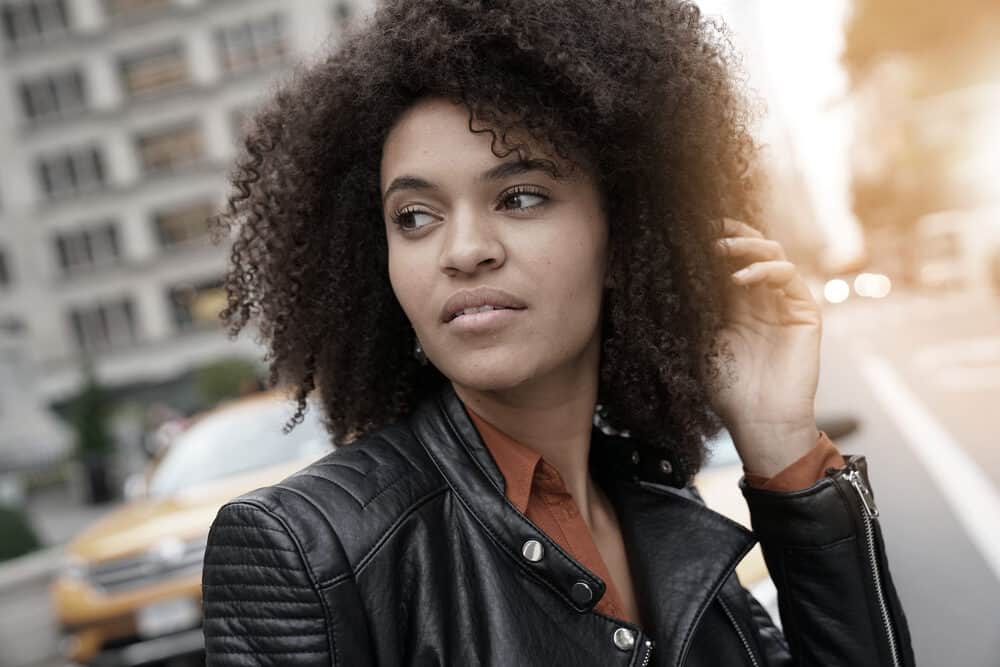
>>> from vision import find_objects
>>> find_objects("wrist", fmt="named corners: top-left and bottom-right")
top-left (732, 422), bottom-right (820, 478)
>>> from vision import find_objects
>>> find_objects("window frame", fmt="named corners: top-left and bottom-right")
top-left (68, 297), bottom-right (138, 352)
top-left (135, 120), bottom-right (205, 175)
top-left (118, 41), bottom-right (189, 99)
top-left (214, 12), bottom-right (288, 75)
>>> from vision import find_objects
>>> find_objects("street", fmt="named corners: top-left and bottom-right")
top-left (818, 289), bottom-right (1000, 667)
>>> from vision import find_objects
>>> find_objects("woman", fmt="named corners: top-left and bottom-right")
top-left (202, 1), bottom-right (915, 665)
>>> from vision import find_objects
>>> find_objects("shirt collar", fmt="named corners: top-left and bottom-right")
top-left (465, 406), bottom-right (541, 514)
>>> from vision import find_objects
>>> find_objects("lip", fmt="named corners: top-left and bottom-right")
top-left (446, 307), bottom-right (523, 334)
top-left (440, 286), bottom-right (527, 324)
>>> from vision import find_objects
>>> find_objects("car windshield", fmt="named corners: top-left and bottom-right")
top-left (148, 399), bottom-right (332, 497)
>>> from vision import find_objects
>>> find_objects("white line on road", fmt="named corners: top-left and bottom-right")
top-left (859, 354), bottom-right (1000, 583)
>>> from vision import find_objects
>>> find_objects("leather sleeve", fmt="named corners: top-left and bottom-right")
top-left (740, 455), bottom-right (916, 667)
top-left (743, 588), bottom-right (792, 666)
top-left (202, 501), bottom-right (334, 666)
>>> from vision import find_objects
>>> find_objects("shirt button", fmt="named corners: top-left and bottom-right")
top-left (613, 627), bottom-right (636, 651)
top-left (630, 450), bottom-right (640, 465)
top-left (570, 581), bottom-right (593, 605)
top-left (521, 539), bottom-right (544, 562)
top-left (659, 459), bottom-right (673, 475)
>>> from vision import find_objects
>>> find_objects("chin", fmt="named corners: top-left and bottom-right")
top-left (433, 350), bottom-right (542, 393)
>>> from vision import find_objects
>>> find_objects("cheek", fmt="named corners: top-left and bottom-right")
top-left (535, 217), bottom-right (608, 304)
top-left (386, 239), bottom-right (427, 324)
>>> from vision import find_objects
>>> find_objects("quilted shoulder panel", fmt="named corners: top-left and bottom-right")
top-left (235, 421), bottom-right (448, 585)
top-left (203, 502), bottom-right (332, 666)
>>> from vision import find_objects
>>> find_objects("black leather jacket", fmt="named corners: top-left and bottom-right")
top-left (203, 384), bottom-right (915, 666)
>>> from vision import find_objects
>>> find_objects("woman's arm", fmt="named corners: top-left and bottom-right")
top-left (202, 500), bottom-right (365, 666)
top-left (741, 456), bottom-right (916, 667)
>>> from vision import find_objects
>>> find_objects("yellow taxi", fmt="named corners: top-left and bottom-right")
top-left (51, 390), bottom-right (804, 665)
top-left (50, 393), bottom-right (332, 666)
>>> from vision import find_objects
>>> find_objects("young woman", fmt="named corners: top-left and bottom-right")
top-left (202, 1), bottom-right (915, 665)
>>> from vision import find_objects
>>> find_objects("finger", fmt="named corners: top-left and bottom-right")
top-left (731, 260), bottom-right (796, 288)
top-left (714, 236), bottom-right (786, 262)
top-left (719, 217), bottom-right (765, 240)
top-left (732, 261), bottom-right (815, 304)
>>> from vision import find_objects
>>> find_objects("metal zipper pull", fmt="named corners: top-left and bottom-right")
top-left (840, 460), bottom-right (902, 667)
top-left (844, 467), bottom-right (879, 519)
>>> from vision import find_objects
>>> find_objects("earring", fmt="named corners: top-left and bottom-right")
top-left (413, 334), bottom-right (428, 366)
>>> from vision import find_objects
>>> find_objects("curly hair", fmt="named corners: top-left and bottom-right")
top-left (214, 0), bottom-right (761, 483)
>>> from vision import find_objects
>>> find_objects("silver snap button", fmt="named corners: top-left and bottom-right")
top-left (630, 450), bottom-right (640, 465)
top-left (659, 459), bottom-right (673, 475)
top-left (570, 581), bottom-right (593, 604)
top-left (521, 539), bottom-right (544, 562)
top-left (613, 627), bottom-right (636, 651)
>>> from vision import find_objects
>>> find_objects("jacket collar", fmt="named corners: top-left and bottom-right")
top-left (411, 383), bottom-right (756, 664)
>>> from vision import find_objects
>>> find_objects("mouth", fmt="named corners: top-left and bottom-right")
top-left (447, 304), bottom-right (520, 322)
top-left (440, 287), bottom-right (528, 323)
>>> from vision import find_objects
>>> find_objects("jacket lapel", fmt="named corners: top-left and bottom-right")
top-left (414, 383), bottom-right (756, 666)
top-left (606, 477), bottom-right (756, 666)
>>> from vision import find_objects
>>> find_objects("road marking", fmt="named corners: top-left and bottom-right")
top-left (936, 366), bottom-right (1000, 392)
top-left (859, 354), bottom-right (1000, 582)
top-left (914, 336), bottom-right (1000, 371)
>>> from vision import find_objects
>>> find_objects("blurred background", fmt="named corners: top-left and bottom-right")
top-left (0, 0), bottom-right (996, 666)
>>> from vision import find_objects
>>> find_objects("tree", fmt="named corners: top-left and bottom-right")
top-left (195, 357), bottom-right (263, 406)
top-left (71, 364), bottom-right (116, 504)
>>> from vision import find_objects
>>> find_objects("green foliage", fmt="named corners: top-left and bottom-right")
top-left (195, 358), bottom-right (262, 406)
top-left (0, 505), bottom-right (41, 561)
top-left (71, 365), bottom-right (115, 458)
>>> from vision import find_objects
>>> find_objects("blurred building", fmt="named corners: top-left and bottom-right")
top-left (844, 0), bottom-right (1000, 288)
top-left (0, 0), bottom-right (374, 465)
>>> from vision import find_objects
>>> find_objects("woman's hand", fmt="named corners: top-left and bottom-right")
top-left (709, 218), bottom-right (823, 477)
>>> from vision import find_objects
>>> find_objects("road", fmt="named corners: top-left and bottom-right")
top-left (818, 289), bottom-right (1000, 667)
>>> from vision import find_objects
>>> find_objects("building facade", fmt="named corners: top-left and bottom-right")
top-left (0, 0), bottom-right (374, 463)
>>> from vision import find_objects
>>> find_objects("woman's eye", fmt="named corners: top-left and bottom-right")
top-left (393, 208), bottom-right (437, 231)
top-left (499, 189), bottom-right (548, 211)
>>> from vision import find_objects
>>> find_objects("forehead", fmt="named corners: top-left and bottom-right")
top-left (380, 98), bottom-right (559, 188)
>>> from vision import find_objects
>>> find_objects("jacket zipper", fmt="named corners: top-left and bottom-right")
top-left (842, 465), bottom-right (902, 667)
top-left (717, 596), bottom-right (760, 667)
top-left (637, 638), bottom-right (653, 667)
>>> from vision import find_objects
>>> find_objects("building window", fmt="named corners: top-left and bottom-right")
top-left (168, 278), bottom-right (224, 331)
top-left (1, 0), bottom-right (68, 47)
top-left (119, 42), bottom-right (188, 98)
top-left (68, 298), bottom-right (138, 352)
top-left (215, 13), bottom-right (287, 74)
top-left (0, 248), bottom-right (11, 288)
top-left (37, 146), bottom-right (106, 200)
top-left (54, 223), bottom-right (121, 275)
top-left (19, 68), bottom-right (86, 121)
top-left (136, 121), bottom-right (203, 174)
top-left (103, 0), bottom-right (170, 19)
top-left (154, 199), bottom-right (214, 247)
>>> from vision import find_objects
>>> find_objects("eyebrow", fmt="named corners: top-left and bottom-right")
top-left (381, 158), bottom-right (560, 205)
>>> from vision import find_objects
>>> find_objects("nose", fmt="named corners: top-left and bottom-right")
top-left (439, 205), bottom-right (506, 276)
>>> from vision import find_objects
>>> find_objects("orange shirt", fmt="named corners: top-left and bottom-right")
top-left (466, 407), bottom-right (845, 624)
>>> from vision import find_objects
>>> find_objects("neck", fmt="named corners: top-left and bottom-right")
top-left (451, 338), bottom-right (603, 527)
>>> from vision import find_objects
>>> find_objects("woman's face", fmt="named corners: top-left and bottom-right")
top-left (380, 97), bottom-right (609, 394)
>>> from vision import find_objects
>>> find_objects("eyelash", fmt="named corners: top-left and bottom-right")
top-left (389, 185), bottom-right (551, 232)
